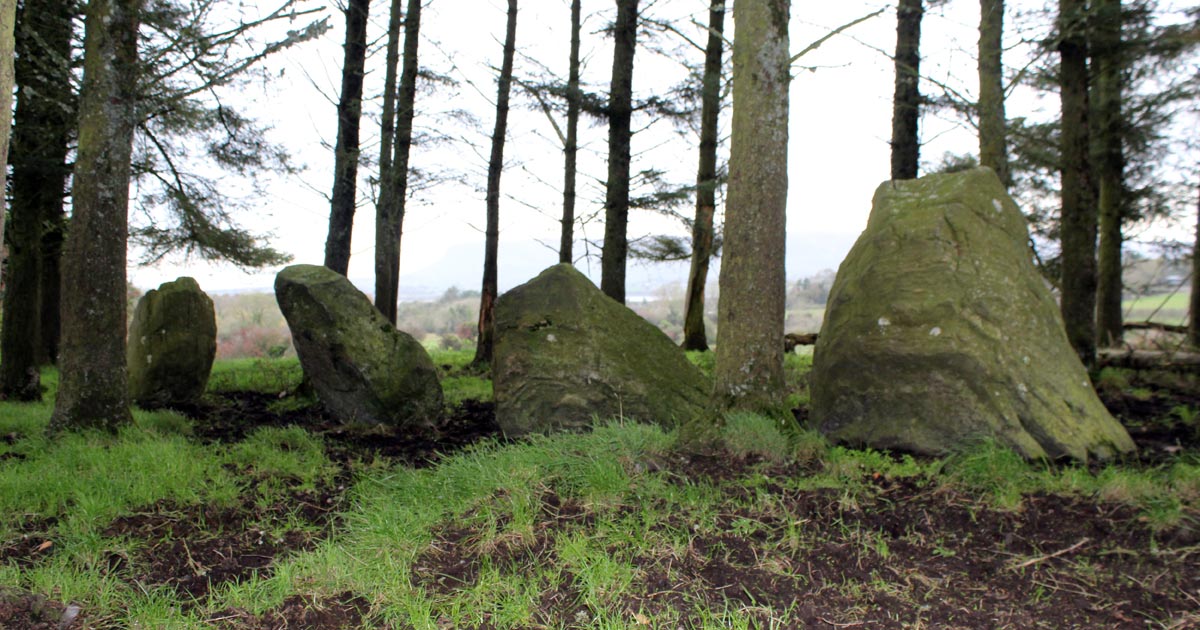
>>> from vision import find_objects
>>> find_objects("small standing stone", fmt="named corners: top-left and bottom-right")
top-left (127, 277), bottom-right (217, 407)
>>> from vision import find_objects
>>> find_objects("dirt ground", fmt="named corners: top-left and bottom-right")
top-left (2, 369), bottom-right (1198, 629)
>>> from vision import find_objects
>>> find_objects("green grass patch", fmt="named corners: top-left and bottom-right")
top-left (226, 425), bottom-right (336, 489)
top-left (207, 357), bottom-right (304, 394)
top-left (0, 420), bottom-right (239, 539)
top-left (1123, 292), bottom-right (1189, 325)
top-left (442, 375), bottom-right (493, 406)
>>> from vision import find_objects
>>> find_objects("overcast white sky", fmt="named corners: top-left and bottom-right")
top-left (126, 0), bottom-right (1197, 296)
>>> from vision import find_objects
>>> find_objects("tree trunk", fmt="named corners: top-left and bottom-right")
top-left (978, 0), bottom-right (1009, 186)
top-left (714, 0), bottom-right (789, 410)
top-left (473, 0), bottom-right (518, 367)
top-left (681, 0), bottom-right (726, 353)
top-left (323, 0), bottom-right (371, 276)
top-left (0, 0), bottom-right (14, 259)
top-left (375, 0), bottom-right (421, 323)
top-left (1094, 0), bottom-right (1124, 349)
top-left (1058, 0), bottom-right (1098, 367)
top-left (559, 0), bottom-right (581, 265)
top-left (32, 0), bottom-right (73, 367)
top-left (49, 0), bottom-right (142, 433)
top-left (38, 206), bottom-right (66, 365)
top-left (1, 0), bottom-right (73, 397)
top-left (1190, 182), bottom-right (1200, 348)
top-left (600, 0), bottom-right (639, 304)
top-left (890, 0), bottom-right (922, 181)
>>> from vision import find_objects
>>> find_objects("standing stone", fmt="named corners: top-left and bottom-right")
top-left (275, 264), bottom-right (442, 427)
top-left (127, 277), bottom-right (217, 407)
top-left (812, 168), bottom-right (1135, 461)
top-left (494, 264), bottom-right (710, 437)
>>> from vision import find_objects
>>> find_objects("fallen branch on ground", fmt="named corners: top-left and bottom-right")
top-left (1098, 349), bottom-right (1200, 371)
top-left (1010, 538), bottom-right (1090, 570)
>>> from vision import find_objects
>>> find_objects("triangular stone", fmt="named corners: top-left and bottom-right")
top-left (812, 168), bottom-right (1135, 460)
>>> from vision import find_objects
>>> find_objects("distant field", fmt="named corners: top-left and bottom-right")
top-left (1123, 292), bottom-right (1190, 325)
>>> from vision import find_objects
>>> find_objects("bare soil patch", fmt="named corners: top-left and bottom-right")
top-left (412, 466), bottom-right (1199, 629)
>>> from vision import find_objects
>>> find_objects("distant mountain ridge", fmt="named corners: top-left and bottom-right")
top-left (207, 232), bottom-right (859, 298)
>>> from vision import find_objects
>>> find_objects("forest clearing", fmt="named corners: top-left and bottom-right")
top-left (0, 0), bottom-right (1198, 627)
top-left (1, 349), bottom-right (1198, 629)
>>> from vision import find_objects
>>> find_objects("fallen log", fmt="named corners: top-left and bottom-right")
top-left (1123, 321), bottom-right (1189, 335)
top-left (1097, 349), bottom-right (1200, 371)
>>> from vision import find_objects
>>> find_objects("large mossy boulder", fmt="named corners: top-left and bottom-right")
top-left (493, 264), bottom-right (710, 437)
top-left (127, 277), bottom-right (217, 407)
top-left (811, 168), bottom-right (1135, 461)
top-left (274, 264), bottom-right (442, 427)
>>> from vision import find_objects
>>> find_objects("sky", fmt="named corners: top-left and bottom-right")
top-left (125, 0), bottom-right (1197, 297)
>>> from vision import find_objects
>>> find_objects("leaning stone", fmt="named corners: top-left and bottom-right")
top-left (493, 263), bottom-right (710, 437)
top-left (274, 264), bottom-right (442, 427)
top-left (128, 276), bottom-right (217, 407)
top-left (811, 168), bottom-right (1135, 461)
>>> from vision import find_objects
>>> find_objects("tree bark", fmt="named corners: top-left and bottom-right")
top-left (978, 0), bottom-right (1009, 186)
top-left (0, 0), bottom-right (14, 262)
top-left (1, 0), bottom-right (73, 397)
top-left (323, 0), bottom-right (371, 276)
top-left (38, 210), bottom-right (65, 365)
top-left (473, 0), bottom-right (518, 367)
top-left (375, 0), bottom-right (421, 323)
top-left (600, 0), bottom-right (639, 304)
top-left (1058, 0), bottom-right (1098, 367)
top-left (890, 0), bottom-right (922, 181)
top-left (1094, 0), bottom-right (1124, 349)
top-left (49, 0), bottom-right (142, 432)
top-left (714, 0), bottom-right (789, 410)
top-left (1190, 181), bottom-right (1200, 348)
top-left (32, 0), bottom-right (72, 367)
top-left (681, 0), bottom-right (726, 352)
top-left (559, 0), bottom-right (582, 264)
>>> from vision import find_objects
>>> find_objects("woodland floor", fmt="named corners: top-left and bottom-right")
top-left (2, 368), bottom-right (1199, 629)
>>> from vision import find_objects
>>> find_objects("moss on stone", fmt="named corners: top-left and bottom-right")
top-left (275, 264), bottom-right (442, 427)
top-left (493, 264), bottom-right (710, 436)
top-left (812, 168), bottom-right (1135, 461)
top-left (127, 277), bottom-right (217, 407)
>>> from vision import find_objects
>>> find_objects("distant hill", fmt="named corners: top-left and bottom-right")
top-left (387, 231), bottom-right (858, 300)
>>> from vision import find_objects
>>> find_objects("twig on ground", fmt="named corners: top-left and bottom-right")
top-left (1009, 538), bottom-right (1090, 570)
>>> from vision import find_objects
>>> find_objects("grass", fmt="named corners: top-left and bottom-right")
top-left (2, 354), bottom-right (1199, 627)
top-left (207, 357), bottom-right (304, 394)
top-left (1123, 292), bottom-right (1189, 325)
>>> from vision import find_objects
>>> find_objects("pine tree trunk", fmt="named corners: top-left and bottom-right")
top-left (38, 200), bottom-right (66, 365)
top-left (323, 0), bottom-right (371, 276)
top-left (474, 0), bottom-right (518, 367)
top-left (714, 0), bottom-right (789, 410)
top-left (681, 1), bottom-right (726, 353)
top-left (1190, 182), bottom-right (1200, 348)
top-left (1, 0), bottom-right (73, 397)
top-left (49, 0), bottom-right (142, 433)
top-left (978, 0), bottom-right (1009, 186)
top-left (1058, 0), bottom-right (1098, 367)
top-left (0, 0), bottom-right (14, 261)
top-left (375, 0), bottom-right (420, 323)
top-left (1093, 0), bottom-right (1124, 348)
top-left (890, 0), bottom-right (922, 181)
top-left (559, 0), bottom-right (581, 264)
top-left (600, 0), bottom-right (639, 304)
